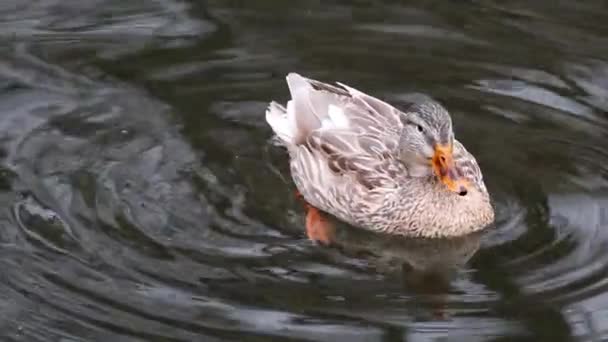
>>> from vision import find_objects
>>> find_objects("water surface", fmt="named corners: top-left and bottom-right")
top-left (1, 1), bottom-right (608, 341)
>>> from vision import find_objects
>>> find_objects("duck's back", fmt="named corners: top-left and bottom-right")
top-left (265, 73), bottom-right (409, 224)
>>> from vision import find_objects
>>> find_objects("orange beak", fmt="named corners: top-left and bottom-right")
top-left (432, 144), bottom-right (469, 195)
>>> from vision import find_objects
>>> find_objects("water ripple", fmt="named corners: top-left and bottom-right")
top-left (1, 1), bottom-right (608, 341)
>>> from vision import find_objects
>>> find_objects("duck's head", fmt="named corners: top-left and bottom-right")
top-left (398, 101), bottom-right (469, 196)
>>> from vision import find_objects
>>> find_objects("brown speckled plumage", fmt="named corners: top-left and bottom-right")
top-left (265, 73), bottom-right (494, 238)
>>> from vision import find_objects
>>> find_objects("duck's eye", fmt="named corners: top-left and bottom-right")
top-left (416, 125), bottom-right (424, 133)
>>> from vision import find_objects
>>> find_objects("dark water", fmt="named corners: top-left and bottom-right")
top-left (1, 1), bottom-right (608, 341)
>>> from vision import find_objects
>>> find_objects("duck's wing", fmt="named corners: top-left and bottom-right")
top-left (266, 73), bottom-right (408, 210)
top-left (453, 140), bottom-right (488, 193)
top-left (266, 73), bottom-right (405, 150)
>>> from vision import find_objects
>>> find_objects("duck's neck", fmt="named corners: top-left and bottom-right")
top-left (387, 178), bottom-right (494, 238)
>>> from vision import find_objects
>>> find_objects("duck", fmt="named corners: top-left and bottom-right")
top-left (265, 73), bottom-right (494, 238)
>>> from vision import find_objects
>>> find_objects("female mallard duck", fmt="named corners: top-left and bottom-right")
top-left (266, 73), bottom-right (494, 238)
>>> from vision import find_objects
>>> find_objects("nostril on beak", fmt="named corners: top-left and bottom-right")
top-left (458, 186), bottom-right (468, 196)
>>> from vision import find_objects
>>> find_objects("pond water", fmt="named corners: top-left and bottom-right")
top-left (1, 1), bottom-right (608, 341)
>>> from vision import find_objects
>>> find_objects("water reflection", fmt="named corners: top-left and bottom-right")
top-left (0, 0), bottom-right (607, 341)
top-left (314, 218), bottom-right (483, 294)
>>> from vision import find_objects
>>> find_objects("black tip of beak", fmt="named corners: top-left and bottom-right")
top-left (458, 186), bottom-right (468, 196)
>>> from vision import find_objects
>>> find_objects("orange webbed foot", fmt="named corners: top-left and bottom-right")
top-left (305, 205), bottom-right (335, 245)
top-left (294, 190), bottom-right (335, 245)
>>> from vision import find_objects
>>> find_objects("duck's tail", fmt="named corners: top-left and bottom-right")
top-left (265, 73), bottom-right (348, 147)
top-left (265, 100), bottom-right (294, 145)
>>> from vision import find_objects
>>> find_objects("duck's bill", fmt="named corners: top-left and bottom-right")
top-left (432, 144), bottom-right (469, 195)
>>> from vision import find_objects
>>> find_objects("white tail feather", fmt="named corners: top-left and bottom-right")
top-left (265, 102), bottom-right (295, 144)
top-left (266, 73), bottom-right (351, 145)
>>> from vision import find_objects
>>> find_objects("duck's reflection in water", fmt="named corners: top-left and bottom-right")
top-left (302, 200), bottom-right (483, 316)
